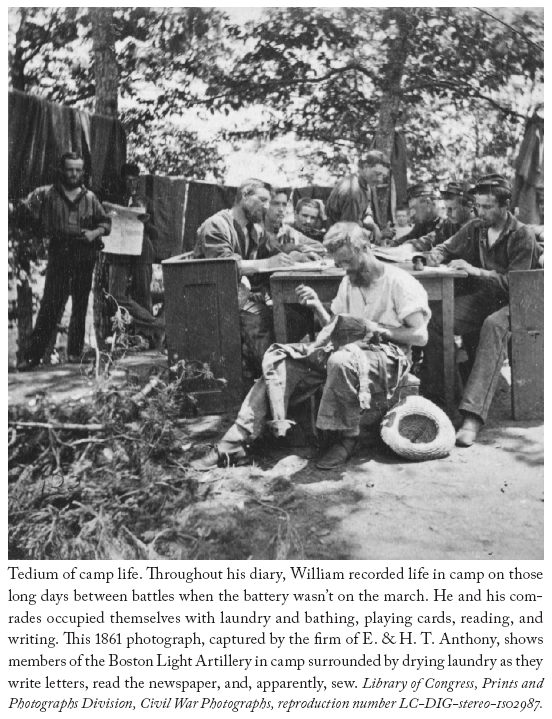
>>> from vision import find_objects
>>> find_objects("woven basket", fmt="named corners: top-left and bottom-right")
top-left (380, 395), bottom-right (455, 461)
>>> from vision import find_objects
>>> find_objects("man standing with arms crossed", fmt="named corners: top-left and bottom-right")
top-left (16, 152), bottom-right (111, 369)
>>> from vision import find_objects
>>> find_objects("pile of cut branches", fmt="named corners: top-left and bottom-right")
top-left (8, 360), bottom-right (307, 561)
top-left (8, 362), bottom-right (208, 560)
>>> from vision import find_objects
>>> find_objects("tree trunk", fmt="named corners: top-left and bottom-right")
top-left (16, 276), bottom-right (33, 364)
top-left (374, 9), bottom-right (414, 223)
top-left (10, 8), bottom-right (28, 91)
top-left (91, 8), bottom-right (118, 118)
top-left (91, 8), bottom-right (118, 349)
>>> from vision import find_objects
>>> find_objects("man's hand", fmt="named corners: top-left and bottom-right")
top-left (363, 319), bottom-right (381, 334)
top-left (265, 253), bottom-right (296, 269)
top-left (289, 250), bottom-right (318, 263)
top-left (82, 229), bottom-right (102, 243)
top-left (448, 259), bottom-right (479, 275)
top-left (295, 284), bottom-right (321, 308)
top-left (380, 222), bottom-right (396, 241)
top-left (425, 252), bottom-right (442, 267)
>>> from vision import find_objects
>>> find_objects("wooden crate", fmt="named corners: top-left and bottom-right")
top-left (509, 269), bottom-right (544, 420)
top-left (162, 256), bottom-right (243, 413)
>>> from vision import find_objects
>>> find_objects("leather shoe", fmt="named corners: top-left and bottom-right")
top-left (316, 437), bottom-right (358, 470)
top-left (16, 359), bottom-right (39, 372)
top-left (455, 416), bottom-right (483, 447)
top-left (190, 445), bottom-right (247, 471)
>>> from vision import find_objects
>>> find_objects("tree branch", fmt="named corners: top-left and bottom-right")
top-left (187, 62), bottom-right (375, 107)
top-left (402, 78), bottom-right (528, 121)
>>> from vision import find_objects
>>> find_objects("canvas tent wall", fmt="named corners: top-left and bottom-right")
top-left (8, 90), bottom-right (126, 200)
top-left (512, 113), bottom-right (544, 226)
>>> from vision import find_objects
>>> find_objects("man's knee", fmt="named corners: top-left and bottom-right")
top-left (480, 306), bottom-right (510, 337)
top-left (327, 349), bottom-right (356, 375)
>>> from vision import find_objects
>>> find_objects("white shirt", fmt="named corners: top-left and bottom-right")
top-left (316, 264), bottom-right (430, 346)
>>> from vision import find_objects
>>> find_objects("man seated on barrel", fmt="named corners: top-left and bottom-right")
top-left (419, 174), bottom-right (542, 447)
top-left (194, 179), bottom-right (295, 376)
top-left (192, 222), bottom-right (430, 471)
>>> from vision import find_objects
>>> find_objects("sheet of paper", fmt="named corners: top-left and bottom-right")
top-left (372, 247), bottom-right (415, 263)
top-left (102, 202), bottom-right (145, 255)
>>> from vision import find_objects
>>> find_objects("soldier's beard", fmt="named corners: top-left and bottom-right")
top-left (348, 260), bottom-right (373, 287)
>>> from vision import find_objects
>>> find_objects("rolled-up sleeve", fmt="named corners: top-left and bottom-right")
top-left (428, 221), bottom-right (477, 265)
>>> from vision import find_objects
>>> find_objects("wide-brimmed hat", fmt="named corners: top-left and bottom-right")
top-left (380, 395), bottom-right (456, 460)
top-left (468, 173), bottom-right (511, 195)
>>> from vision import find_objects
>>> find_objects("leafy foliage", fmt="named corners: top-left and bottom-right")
top-left (7, 7), bottom-right (544, 185)
top-left (205, 7), bottom-right (544, 180)
top-left (8, 7), bottom-right (230, 178)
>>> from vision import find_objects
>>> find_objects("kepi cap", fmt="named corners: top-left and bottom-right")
top-left (407, 183), bottom-right (438, 200)
top-left (440, 181), bottom-right (472, 201)
top-left (468, 174), bottom-right (511, 195)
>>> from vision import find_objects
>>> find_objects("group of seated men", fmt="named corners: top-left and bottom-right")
top-left (192, 151), bottom-right (543, 470)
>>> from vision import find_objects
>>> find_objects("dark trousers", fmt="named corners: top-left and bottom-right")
top-left (108, 261), bottom-right (164, 339)
top-left (420, 290), bottom-right (509, 422)
top-left (26, 250), bottom-right (96, 363)
top-left (240, 304), bottom-right (311, 377)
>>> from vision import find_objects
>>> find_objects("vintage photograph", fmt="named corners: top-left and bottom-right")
top-left (8, 6), bottom-right (544, 561)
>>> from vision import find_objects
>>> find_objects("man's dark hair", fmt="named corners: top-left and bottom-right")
top-left (487, 187), bottom-right (511, 207)
top-left (295, 198), bottom-right (320, 214)
top-left (60, 152), bottom-right (83, 168)
top-left (235, 178), bottom-right (272, 204)
top-left (272, 188), bottom-right (290, 200)
top-left (121, 162), bottom-right (141, 178)
top-left (470, 174), bottom-right (511, 207)
top-left (359, 150), bottom-right (390, 168)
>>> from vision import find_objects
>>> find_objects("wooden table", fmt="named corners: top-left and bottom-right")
top-left (270, 264), bottom-right (467, 416)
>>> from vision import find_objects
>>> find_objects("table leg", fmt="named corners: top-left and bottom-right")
top-left (441, 277), bottom-right (456, 416)
top-left (271, 280), bottom-right (289, 343)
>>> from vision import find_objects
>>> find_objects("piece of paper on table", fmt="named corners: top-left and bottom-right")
top-left (279, 259), bottom-right (336, 271)
top-left (102, 202), bottom-right (144, 255)
top-left (373, 247), bottom-right (415, 263)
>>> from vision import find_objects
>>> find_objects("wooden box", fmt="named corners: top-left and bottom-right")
top-left (162, 256), bottom-right (243, 412)
top-left (509, 269), bottom-right (544, 420)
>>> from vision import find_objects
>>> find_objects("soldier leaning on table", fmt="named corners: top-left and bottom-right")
top-left (419, 174), bottom-right (542, 447)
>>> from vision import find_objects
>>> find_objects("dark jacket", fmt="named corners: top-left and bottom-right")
top-left (428, 213), bottom-right (542, 299)
top-left (22, 183), bottom-right (111, 257)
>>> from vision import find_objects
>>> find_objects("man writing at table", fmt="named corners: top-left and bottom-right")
top-left (420, 174), bottom-right (542, 447)
top-left (194, 178), bottom-right (295, 376)
top-left (193, 222), bottom-right (430, 471)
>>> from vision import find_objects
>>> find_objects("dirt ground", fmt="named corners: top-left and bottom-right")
top-left (8, 354), bottom-right (543, 561)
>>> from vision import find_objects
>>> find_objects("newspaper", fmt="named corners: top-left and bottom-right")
top-left (102, 202), bottom-right (145, 256)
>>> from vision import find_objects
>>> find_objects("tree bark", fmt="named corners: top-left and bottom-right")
top-left (373, 9), bottom-right (415, 223)
top-left (10, 8), bottom-right (28, 91)
top-left (91, 7), bottom-right (118, 118)
top-left (91, 8), bottom-right (118, 349)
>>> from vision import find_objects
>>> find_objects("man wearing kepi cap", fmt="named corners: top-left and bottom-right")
top-left (387, 183), bottom-right (441, 248)
top-left (421, 174), bottom-right (542, 446)
top-left (326, 150), bottom-right (390, 242)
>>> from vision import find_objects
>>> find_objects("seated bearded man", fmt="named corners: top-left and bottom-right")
top-left (193, 223), bottom-right (430, 471)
